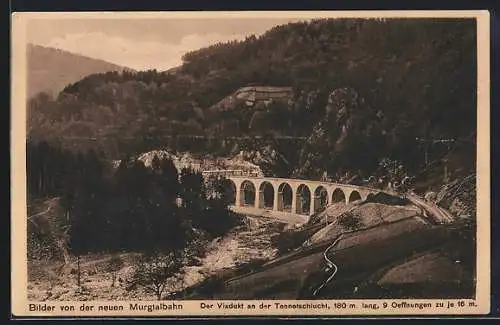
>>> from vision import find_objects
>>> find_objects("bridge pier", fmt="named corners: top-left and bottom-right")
top-left (312, 195), bottom-right (320, 214)
top-left (238, 187), bottom-right (246, 206)
top-left (256, 190), bottom-right (264, 209)
top-left (291, 191), bottom-right (297, 215)
top-left (235, 185), bottom-right (241, 207)
top-left (273, 190), bottom-right (281, 211)
top-left (344, 190), bottom-right (352, 204)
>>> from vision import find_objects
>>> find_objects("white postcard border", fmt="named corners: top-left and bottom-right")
top-left (11, 10), bottom-right (491, 317)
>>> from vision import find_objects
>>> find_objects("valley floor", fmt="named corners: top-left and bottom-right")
top-left (27, 216), bottom-right (284, 301)
top-left (27, 192), bottom-right (475, 301)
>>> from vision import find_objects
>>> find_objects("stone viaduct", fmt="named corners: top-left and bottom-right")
top-left (203, 170), bottom-right (380, 216)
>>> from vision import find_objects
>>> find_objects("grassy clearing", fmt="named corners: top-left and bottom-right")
top-left (334, 217), bottom-right (428, 251)
top-left (307, 202), bottom-right (421, 246)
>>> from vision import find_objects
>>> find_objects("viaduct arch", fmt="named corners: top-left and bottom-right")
top-left (220, 175), bottom-right (377, 217)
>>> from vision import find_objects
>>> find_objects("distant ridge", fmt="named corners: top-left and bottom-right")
top-left (27, 44), bottom-right (134, 99)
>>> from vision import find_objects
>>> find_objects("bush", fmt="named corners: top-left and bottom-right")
top-left (338, 211), bottom-right (364, 232)
top-left (272, 230), bottom-right (311, 255)
top-left (126, 252), bottom-right (184, 300)
top-left (365, 192), bottom-right (410, 206)
top-left (105, 254), bottom-right (124, 288)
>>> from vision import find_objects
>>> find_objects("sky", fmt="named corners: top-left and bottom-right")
top-left (27, 17), bottom-right (307, 71)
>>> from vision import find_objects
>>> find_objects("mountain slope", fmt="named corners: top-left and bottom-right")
top-left (27, 19), bottom-right (477, 181)
top-left (27, 44), bottom-right (133, 99)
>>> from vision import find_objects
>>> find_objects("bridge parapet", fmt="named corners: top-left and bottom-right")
top-left (202, 169), bottom-right (263, 178)
top-left (228, 175), bottom-right (376, 192)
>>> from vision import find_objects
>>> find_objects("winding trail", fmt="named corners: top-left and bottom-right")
top-left (312, 236), bottom-right (341, 296)
top-left (311, 193), bottom-right (454, 296)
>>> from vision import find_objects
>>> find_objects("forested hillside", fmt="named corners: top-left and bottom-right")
top-left (28, 18), bottom-right (477, 181)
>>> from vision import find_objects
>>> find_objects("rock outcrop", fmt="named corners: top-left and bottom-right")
top-left (210, 86), bottom-right (293, 112)
top-left (435, 174), bottom-right (476, 220)
top-left (293, 87), bottom-right (379, 179)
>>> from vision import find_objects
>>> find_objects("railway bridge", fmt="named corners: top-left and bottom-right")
top-left (203, 171), bottom-right (381, 216)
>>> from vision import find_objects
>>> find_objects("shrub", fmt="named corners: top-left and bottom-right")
top-left (272, 226), bottom-right (321, 254)
top-left (126, 252), bottom-right (184, 300)
top-left (338, 211), bottom-right (364, 232)
top-left (105, 254), bottom-right (124, 288)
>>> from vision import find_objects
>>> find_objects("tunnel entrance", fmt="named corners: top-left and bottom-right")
top-left (277, 183), bottom-right (293, 212)
top-left (332, 188), bottom-right (346, 204)
top-left (240, 180), bottom-right (256, 206)
top-left (313, 186), bottom-right (328, 213)
top-left (259, 181), bottom-right (275, 209)
top-left (296, 184), bottom-right (311, 215)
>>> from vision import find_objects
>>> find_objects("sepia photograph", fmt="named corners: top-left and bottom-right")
top-left (11, 11), bottom-right (490, 316)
